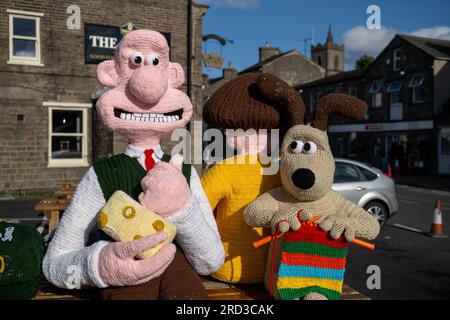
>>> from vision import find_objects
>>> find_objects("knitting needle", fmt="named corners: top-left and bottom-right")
top-left (252, 216), bottom-right (319, 249)
top-left (252, 215), bottom-right (375, 251)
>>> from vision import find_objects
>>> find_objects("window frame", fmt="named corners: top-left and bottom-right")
top-left (412, 86), bottom-right (425, 104)
top-left (7, 9), bottom-right (44, 66)
top-left (393, 48), bottom-right (401, 71)
top-left (409, 74), bottom-right (425, 104)
top-left (371, 92), bottom-right (382, 108)
top-left (46, 102), bottom-right (91, 168)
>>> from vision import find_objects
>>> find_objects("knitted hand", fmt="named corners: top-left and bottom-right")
top-left (318, 214), bottom-right (358, 242)
top-left (270, 208), bottom-right (313, 233)
top-left (98, 231), bottom-right (176, 287)
top-left (138, 154), bottom-right (191, 217)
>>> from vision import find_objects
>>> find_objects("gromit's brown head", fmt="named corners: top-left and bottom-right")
top-left (203, 73), bottom-right (304, 136)
top-left (280, 93), bottom-right (368, 201)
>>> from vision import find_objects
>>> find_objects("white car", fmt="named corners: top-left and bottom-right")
top-left (332, 158), bottom-right (399, 227)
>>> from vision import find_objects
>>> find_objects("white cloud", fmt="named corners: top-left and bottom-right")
top-left (196, 0), bottom-right (260, 10)
top-left (410, 26), bottom-right (450, 40)
top-left (342, 25), bottom-right (450, 69)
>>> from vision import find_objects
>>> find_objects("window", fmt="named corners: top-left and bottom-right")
top-left (386, 81), bottom-right (403, 93)
top-left (8, 9), bottom-right (43, 66)
top-left (393, 48), bottom-right (402, 71)
top-left (317, 91), bottom-right (322, 101)
top-left (409, 74), bottom-right (425, 104)
top-left (334, 55), bottom-right (339, 70)
top-left (348, 87), bottom-right (356, 96)
top-left (334, 162), bottom-right (361, 183)
top-left (46, 103), bottom-right (90, 167)
top-left (369, 80), bottom-right (383, 108)
top-left (309, 91), bottom-right (316, 113)
top-left (317, 56), bottom-right (322, 66)
top-left (358, 166), bottom-right (378, 181)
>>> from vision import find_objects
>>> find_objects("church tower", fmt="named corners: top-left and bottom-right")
top-left (311, 24), bottom-right (345, 76)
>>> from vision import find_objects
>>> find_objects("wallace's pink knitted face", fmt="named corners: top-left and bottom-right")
top-left (96, 30), bottom-right (193, 146)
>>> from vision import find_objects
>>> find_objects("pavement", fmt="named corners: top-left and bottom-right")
top-left (394, 175), bottom-right (450, 193)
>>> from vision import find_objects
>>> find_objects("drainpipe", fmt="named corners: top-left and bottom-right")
top-left (187, 0), bottom-right (192, 99)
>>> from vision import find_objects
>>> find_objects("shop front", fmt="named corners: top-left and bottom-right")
top-left (328, 120), bottom-right (435, 175)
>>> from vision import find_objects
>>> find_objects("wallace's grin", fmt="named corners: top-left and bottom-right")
top-left (113, 108), bottom-right (183, 123)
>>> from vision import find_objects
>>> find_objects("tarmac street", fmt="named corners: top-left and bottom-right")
top-left (0, 184), bottom-right (449, 299)
top-left (346, 185), bottom-right (450, 300)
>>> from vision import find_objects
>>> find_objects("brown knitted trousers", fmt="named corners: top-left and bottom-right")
top-left (98, 250), bottom-right (208, 300)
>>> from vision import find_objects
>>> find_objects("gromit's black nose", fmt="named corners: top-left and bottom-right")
top-left (291, 168), bottom-right (315, 189)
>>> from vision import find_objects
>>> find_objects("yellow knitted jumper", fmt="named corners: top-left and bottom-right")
top-left (201, 154), bottom-right (281, 283)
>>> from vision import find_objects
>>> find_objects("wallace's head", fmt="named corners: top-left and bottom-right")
top-left (96, 29), bottom-right (193, 147)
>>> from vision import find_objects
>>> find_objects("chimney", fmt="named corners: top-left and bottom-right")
top-left (222, 61), bottom-right (237, 80)
top-left (259, 42), bottom-right (281, 62)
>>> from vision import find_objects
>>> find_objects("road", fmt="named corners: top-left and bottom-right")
top-left (346, 185), bottom-right (450, 300)
top-left (1, 184), bottom-right (450, 299)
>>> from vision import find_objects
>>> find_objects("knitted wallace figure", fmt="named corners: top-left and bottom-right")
top-left (43, 29), bottom-right (225, 300)
top-left (244, 93), bottom-right (380, 300)
top-left (201, 73), bottom-right (303, 284)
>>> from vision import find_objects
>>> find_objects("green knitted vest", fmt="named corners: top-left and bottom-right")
top-left (89, 153), bottom-right (191, 244)
top-left (93, 153), bottom-right (191, 202)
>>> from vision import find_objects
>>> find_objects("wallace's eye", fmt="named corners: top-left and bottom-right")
top-left (147, 54), bottom-right (159, 66)
top-left (290, 140), bottom-right (304, 153)
top-left (130, 52), bottom-right (144, 66)
top-left (303, 141), bottom-right (317, 154)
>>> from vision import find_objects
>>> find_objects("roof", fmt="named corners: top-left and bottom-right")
top-left (397, 34), bottom-right (450, 60)
top-left (296, 69), bottom-right (364, 89)
top-left (238, 50), bottom-right (299, 74)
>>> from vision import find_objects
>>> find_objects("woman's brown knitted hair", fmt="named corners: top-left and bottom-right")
top-left (203, 73), bottom-right (305, 132)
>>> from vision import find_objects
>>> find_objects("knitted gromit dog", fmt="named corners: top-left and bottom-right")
top-left (43, 29), bottom-right (224, 300)
top-left (244, 93), bottom-right (380, 300)
top-left (201, 73), bottom-right (304, 284)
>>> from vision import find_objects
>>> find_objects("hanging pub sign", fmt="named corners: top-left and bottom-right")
top-left (85, 24), bottom-right (122, 64)
top-left (85, 23), bottom-right (171, 64)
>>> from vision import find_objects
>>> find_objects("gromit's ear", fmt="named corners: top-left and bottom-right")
top-left (168, 62), bottom-right (185, 89)
top-left (312, 93), bottom-right (368, 131)
top-left (97, 60), bottom-right (119, 87)
top-left (256, 73), bottom-right (305, 127)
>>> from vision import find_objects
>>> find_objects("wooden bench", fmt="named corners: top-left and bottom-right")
top-left (34, 198), bottom-right (69, 234)
top-left (34, 276), bottom-right (369, 300)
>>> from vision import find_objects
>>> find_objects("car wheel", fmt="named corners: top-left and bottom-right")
top-left (364, 201), bottom-right (388, 228)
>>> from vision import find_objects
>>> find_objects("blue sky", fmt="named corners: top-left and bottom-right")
top-left (198, 0), bottom-right (450, 78)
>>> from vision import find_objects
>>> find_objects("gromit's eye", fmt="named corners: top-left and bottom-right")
top-left (303, 141), bottom-right (317, 154)
top-left (290, 140), bottom-right (304, 153)
top-left (147, 54), bottom-right (159, 66)
top-left (130, 52), bottom-right (144, 66)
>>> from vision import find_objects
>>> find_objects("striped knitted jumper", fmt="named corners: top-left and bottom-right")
top-left (276, 223), bottom-right (348, 300)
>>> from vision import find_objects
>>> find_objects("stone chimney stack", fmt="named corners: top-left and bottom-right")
top-left (222, 61), bottom-right (237, 80)
top-left (259, 42), bottom-right (281, 62)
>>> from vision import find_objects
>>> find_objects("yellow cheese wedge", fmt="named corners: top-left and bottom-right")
top-left (98, 190), bottom-right (176, 259)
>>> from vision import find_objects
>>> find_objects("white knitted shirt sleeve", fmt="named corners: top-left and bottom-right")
top-left (42, 166), bottom-right (110, 289)
top-left (166, 167), bottom-right (225, 275)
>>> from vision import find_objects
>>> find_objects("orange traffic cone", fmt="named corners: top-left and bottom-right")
top-left (430, 199), bottom-right (448, 238)
top-left (387, 164), bottom-right (392, 178)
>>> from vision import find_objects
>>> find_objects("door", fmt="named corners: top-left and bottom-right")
top-left (438, 128), bottom-right (450, 174)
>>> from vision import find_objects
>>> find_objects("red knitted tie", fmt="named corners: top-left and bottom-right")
top-left (144, 149), bottom-right (156, 171)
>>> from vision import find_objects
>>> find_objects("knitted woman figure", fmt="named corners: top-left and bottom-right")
top-left (201, 74), bottom-right (304, 284)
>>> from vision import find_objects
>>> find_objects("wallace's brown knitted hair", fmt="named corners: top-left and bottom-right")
top-left (203, 73), bottom-right (305, 133)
